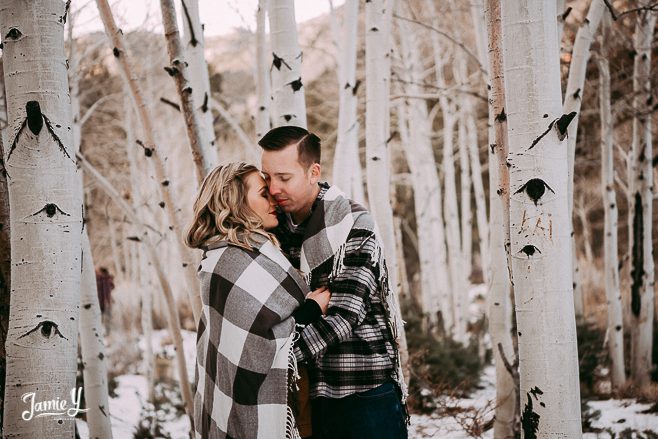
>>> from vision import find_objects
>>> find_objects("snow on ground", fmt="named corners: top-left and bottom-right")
top-left (77, 328), bottom-right (658, 438)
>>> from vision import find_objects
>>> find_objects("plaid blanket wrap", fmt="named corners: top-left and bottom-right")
top-left (194, 234), bottom-right (308, 439)
top-left (298, 185), bottom-right (408, 401)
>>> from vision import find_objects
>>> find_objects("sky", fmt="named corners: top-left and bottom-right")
top-left (74, 0), bottom-right (345, 37)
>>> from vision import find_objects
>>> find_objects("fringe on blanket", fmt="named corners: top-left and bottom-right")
top-left (286, 333), bottom-right (302, 439)
top-left (329, 237), bottom-right (409, 403)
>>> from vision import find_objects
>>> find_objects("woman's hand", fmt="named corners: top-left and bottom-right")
top-left (307, 287), bottom-right (331, 315)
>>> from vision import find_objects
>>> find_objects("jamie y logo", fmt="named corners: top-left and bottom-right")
top-left (21, 387), bottom-right (90, 421)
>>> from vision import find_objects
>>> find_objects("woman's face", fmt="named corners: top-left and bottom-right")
top-left (245, 172), bottom-right (279, 230)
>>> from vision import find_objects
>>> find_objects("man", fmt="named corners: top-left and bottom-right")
top-left (259, 126), bottom-right (408, 439)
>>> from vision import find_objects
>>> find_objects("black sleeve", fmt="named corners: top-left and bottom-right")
top-left (293, 299), bottom-right (323, 325)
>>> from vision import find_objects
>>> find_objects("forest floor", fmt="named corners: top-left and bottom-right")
top-left (75, 329), bottom-right (658, 439)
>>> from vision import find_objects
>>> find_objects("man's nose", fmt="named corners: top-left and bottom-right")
top-left (268, 181), bottom-right (280, 196)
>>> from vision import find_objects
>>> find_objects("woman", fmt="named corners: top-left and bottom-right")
top-left (185, 162), bottom-right (330, 439)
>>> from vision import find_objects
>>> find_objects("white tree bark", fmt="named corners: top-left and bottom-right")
top-left (563, 0), bottom-right (605, 321)
top-left (485, 1), bottom-right (518, 435)
top-left (79, 232), bottom-right (113, 439)
top-left (1, 1), bottom-right (83, 436)
top-left (629, 8), bottom-right (656, 388)
top-left (365, 0), bottom-right (409, 392)
top-left (268, 0), bottom-right (307, 128)
top-left (426, 0), bottom-right (466, 342)
top-left (596, 31), bottom-right (626, 389)
top-left (503, 1), bottom-right (582, 436)
top-left (77, 152), bottom-right (195, 427)
top-left (466, 103), bottom-right (490, 284)
top-left (96, 0), bottom-right (202, 324)
top-left (69, 16), bottom-right (113, 434)
top-left (458, 104), bottom-right (473, 285)
top-left (160, 0), bottom-right (211, 182)
top-left (332, 0), bottom-right (359, 196)
top-left (396, 2), bottom-right (452, 331)
top-left (255, 0), bottom-right (272, 139)
top-left (180, 0), bottom-right (218, 169)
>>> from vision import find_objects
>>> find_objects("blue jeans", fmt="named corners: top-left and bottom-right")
top-left (311, 382), bottom-right (408, 439)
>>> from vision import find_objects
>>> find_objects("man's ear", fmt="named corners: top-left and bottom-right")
top-left (309, 163), bottom-right (321, 184)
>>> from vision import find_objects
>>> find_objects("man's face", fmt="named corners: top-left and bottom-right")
top-left (261, 143), bottom-right (320, 215)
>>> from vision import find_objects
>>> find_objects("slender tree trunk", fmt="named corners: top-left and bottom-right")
top-left (159, 0), bottom-right (211, 182)
top-left (68, 17), bottom-right (114, 435)
top-left (396, 2), bottom-right (452, 331)
top-left (426, 0), bottom-right (466, 342)
top-left (629, 7), bottom-right (656, 388)
top-left (365, 0), bottom-right (409, 394)
top-left (79, 233), bottom-right (113, 438)
top-left (139, 249), bottom-right (156, 402)
top-left (485, 1), bottom-right (518, 436)
top-left (332, 0), bottom-right (359, 196)
top-left (0, 74), bottom-right (11, 437)
top-left (77, 152), bottom-right (195, 427)
top-left (180, 0), bottom-right (218, 168)
top-left (596, 28), bottom-right (626, 389)
top-left (563, 0), bottom-right (605, 321)
top-left (459, 104), bottom-right (473, 284)
top-left (255, 0), bottom-right (272, 139)
top-left (1, 1), bottom-right (83, 437)
top-left (96, 0), bottom-right (202, 325)
top-left (268, 0), bottom-right (307, 128)
top-left (502, 1), bottom-right (582, 436)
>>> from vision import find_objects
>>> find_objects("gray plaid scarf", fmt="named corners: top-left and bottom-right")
top-left (194, 234), bottom-right (308, 439)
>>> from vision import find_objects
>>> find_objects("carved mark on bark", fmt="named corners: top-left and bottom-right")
top-left (126, 236), bottom-right (141, 242)
top-left (164, 66), bottom-right (179, 76)
top-left (555, 111), bottom-right (578, 140)
top-left (26, 101), bottom-right (44, 135)
top-left (61, 0), bottom-right (72, 24)
top-left (113, 47), bottom-right (121, 58)
top-left (353, 79), bottom-right (361, 95)
top-left (136, 139), bottom-right (153, 157)
top-left (561, 6), bottom-right (573, 21)
top-left (17, 320), bottom-right (68, 341)
top-left (283, 114), bottom-right (294, 122)
top-left (494, 108), bottom-right (506, 122)
top-left (28, 203), bottom-right (70, 219)
top-left (160, 97), bottom-right (181, 112)
top-left (521, 393), bottom-right (540, 439)
top-left (630, 192), bottom-right (643, 317)
top-left (289, 78), bottom-right (303, 92)
top-left (514, 179), bottom-right (555, 204)
top-left (202, 92), bottom-right (209, 113)
top-left (519, 245), bottom-right (541, 257)
top-left (7, 101), bottom-right (73, 163)
top-left (528, 119), bottom-right (556, 150)
top-left (271, 53), bottom-right (291, 71)
top-left (4, 28), bottom-right (23, 41)
top-left (181, 0), bottom-right (199, 47)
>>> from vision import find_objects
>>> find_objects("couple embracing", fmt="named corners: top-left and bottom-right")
top-left (185, 126), bottom-right (408, 439)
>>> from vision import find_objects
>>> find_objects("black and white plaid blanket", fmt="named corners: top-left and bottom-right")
top-left (194, 234), bottom-right (308, 439)
top-left (297, 185), bottom-right (408, 401)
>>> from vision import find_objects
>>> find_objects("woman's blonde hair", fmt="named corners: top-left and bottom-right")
top-left (185, 162), bottom-right (278, 250)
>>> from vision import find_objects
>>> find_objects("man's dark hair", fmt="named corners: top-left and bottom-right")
top-left (258, 126), bottom-right (321, 169)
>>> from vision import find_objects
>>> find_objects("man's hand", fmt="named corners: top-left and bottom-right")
top-left (307, 287), bottom-right (331, 315)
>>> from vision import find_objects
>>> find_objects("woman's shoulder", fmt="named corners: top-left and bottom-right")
top-left (199, 240), bottom-right (257, 274)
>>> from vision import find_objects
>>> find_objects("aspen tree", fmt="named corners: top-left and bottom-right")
top-left (255, 0), bottom-right (272, 139)
top-left (332, 0), bottom-right (360, 196)
top-left (563, 0), bottom-right (606, 320)
top-left (1, 1), bottom-right (83, 436)
top-left (628, 6), bottom-right (656, 388)
top-left (502, 0), bottom-right (582, 436)
top-left (268, 0), bottom-right (307, 128)
top-left (596, 19), bottom-right (626, 387)
top-left (180, 0), bottom-right (218, 168)
top-left (485, 0), bottom-right (518, 435)
top-left (365, 0), bottom-right (409, 386)
top-left (95, 0), bottom-right (202, 324)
